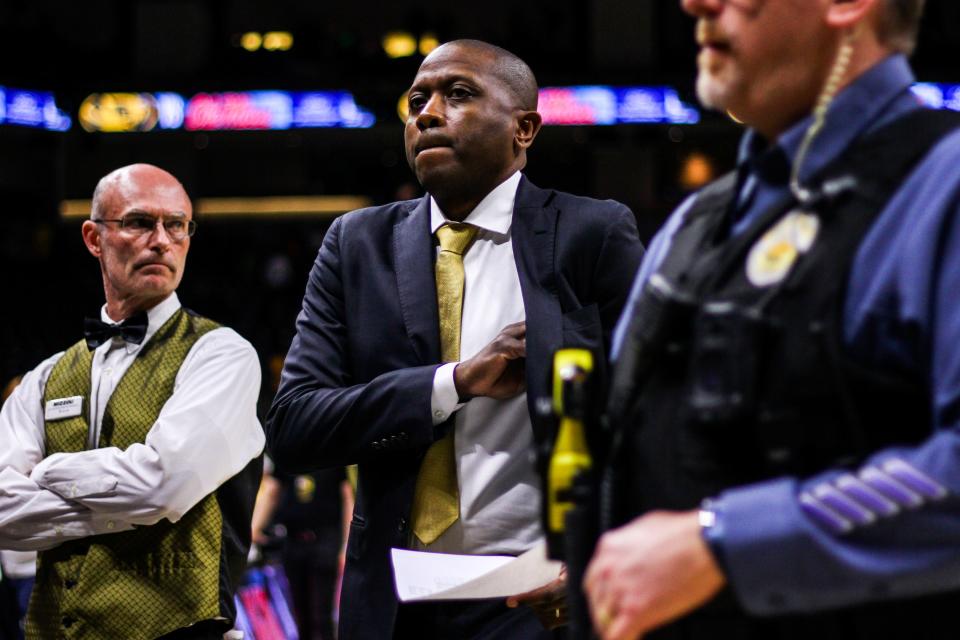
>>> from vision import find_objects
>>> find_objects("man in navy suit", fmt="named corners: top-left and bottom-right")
top-left (267, 39), bottom-right (644, 639)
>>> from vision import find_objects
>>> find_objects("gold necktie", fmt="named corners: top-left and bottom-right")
top-left (411, 222), bottom-right (478, 545)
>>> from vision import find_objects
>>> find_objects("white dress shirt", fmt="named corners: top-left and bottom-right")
top-left (0, 293), bottom-right (265, 551)
top-left (0, 549), bottom-right (36, 579)
top-left (427, 171), bottom-right (544, 555)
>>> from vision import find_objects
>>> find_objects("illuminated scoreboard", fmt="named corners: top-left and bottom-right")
top-left (78, 91), bottom-right (376, 132)
top-left (0, 86), bottom-right (71, 131)
top-left (538, 86), bottom-right (699, 125)
top-left (183, 91), bottom-right (375, 130)
top-left (6, 82), bottom-right (959, 134)
top-left (911, 83), bottom-right (960, 111)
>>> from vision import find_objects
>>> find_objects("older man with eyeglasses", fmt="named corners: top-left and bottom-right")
top-left (0, 164), bottom-right (265, 640)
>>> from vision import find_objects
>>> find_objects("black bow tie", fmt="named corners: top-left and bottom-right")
top-left (84, 312), bottom-right (149, 350)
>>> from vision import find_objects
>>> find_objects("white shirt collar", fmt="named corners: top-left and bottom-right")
top-left (430, 171), bottom-right (521, 236)
top-left (99, 292), bottom-right (182, 354)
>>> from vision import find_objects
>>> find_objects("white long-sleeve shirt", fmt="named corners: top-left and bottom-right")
top-left (0, 293), bottom-right (265, 551)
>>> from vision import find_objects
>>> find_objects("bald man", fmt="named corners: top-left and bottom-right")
top-left (267, 40), bottom-right (644, 639)
top-left (0, 164), bottom-right (264, 639)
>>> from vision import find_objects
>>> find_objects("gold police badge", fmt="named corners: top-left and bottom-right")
top-left (746, 211), bottom-right (820, 287)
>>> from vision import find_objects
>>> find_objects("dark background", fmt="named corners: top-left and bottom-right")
top-left (1, 0), bottom-right (958, 404)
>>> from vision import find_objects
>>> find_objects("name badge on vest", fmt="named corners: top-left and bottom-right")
top-left (746, 210), bottom-right (820, 287)
top-left (45, 396), bottom-right (83, 421)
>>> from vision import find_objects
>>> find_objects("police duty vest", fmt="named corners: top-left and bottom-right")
top-left (26, 308), bottom-right (261, 640)
top-left (606, 110), bottom-right (960, 638)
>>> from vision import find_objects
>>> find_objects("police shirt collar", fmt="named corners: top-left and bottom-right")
top-left (737, 54), bottom-right (917, 188)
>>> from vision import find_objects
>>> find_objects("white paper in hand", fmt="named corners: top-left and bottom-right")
top-left (391, 541), bottom-right (562, 602)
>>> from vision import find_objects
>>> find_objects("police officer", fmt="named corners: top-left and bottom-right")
top-left (584, 1), bottom-right (960, 639)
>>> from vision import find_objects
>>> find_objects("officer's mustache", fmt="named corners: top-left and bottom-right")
top-left (696, 20), bottom-right (735, 52)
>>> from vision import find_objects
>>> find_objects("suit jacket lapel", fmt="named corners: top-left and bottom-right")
top-left (512, 176), bottom-right (562, 440)
top-left (394, 197), bottom-right (441, 364)
top-left (391, 181), bottom-right (563, 420)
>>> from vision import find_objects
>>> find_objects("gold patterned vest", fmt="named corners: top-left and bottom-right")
top-left (26, 308), bottom-right (227, 640)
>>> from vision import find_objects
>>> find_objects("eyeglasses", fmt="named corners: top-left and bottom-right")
top-left (94, 213), bottom-right (197, 241)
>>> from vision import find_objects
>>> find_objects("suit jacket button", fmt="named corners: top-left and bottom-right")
top-left (398, 518), bottom-right (407, 534)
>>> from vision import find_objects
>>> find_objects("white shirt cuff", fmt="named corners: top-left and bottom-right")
top-left (430, 362), bottom-right (464, 425)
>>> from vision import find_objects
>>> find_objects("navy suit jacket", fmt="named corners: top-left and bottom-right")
top-left (266, 176), bottom-right (644, 638)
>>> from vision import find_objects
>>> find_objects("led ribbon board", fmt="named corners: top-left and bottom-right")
top-left (184, 91), bottom-right (375, 130)
top-left (80, 93), bottom-right (161, 132)
top-left (0, 86), bottom-right (71, 131)
top-left (76, 91), bottom-right (375, 131)
top-left (911, 83), bottom-right (960, 112)
top-left (538, 86), bottom-right (699, 126)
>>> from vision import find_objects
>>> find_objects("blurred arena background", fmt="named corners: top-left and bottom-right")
top-left (1, 0), bottom-right (958, 400)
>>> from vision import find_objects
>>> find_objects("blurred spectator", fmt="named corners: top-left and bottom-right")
top-left (254, 355), bottom-right (354, 639)
top-left (272, 468), bottom-right (353, 640)
top-left (249, 457), bottom-right (283, 564)
top-left (250, 458), bottom-right (353, 640)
